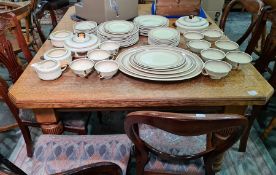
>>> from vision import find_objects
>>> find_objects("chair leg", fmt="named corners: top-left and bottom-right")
top-left (261, 117), bottom-right (276, 140)
top-left (135, 150), bottom-right (148, 175)
top-left (19, 125), bottom-right (33, 157)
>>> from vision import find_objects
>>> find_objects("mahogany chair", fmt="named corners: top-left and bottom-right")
top-left (0, 151), bottom-right (126, 175)
top-left (0, 12), bottom-right (32, 63)
top-left (0, 28), bottom-right (90, 157)
top-left (220, 0), bottom-right (265, 52)
top-left (125, 111), bottom-right (248, 175)
top-left (32, 0), bottom-right (57, 44)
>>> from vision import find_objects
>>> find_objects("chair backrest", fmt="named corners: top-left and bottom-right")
top-left (220, 0), bottom-right (264, 46)
top-left (32, 1), bottom-right (57, 43)
top-left (0, 152), bottom-right (122, 175)
top-left (0, 153), bottom-right (27, 175)
top-left (0, 23), bottom-right (24, 83)
top-left (124, 111), bottom-right (248, 174)
top-left (0, 12), bottom-right (32, 63)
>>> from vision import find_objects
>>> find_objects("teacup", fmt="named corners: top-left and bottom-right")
top-left (183, 31), bottom-right (204, 42)
top-left (215, 40), bottom-right (239, 52)
top-left (202, 60), bottom-right (232, 79)
top-left (94, 60), bottom-right (119, 79)
top-left (200, 48), bottom-right (225, 62)
top-left (188, 40), bottom-right (211, 53)
top-left (99, 41), bottom-right (120, 55)
top-left (202, 29), bottom-right (223, 42)
top-left (87, 49), bottom-right (113, 63)
top-left (226, 51), bottom-right (252, 69)
top-left (69, 58), bottom-right (95, 77)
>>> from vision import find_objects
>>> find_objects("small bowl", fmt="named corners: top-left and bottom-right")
top-left (87, 49), bottom-right (112, 62)
top-left (188, 40), bottom-right (211, 53)
top-left (202, 29), bottom-right (223, 42)
top-left (44, 48), bottom-right (72, 66)
top-left (94, 60), bottom-right (119, 79)
top-left (69, 58), bottom-right (95, 77)
top-left (50, 30), bottom-right (73, 48)
top-left (99, 41), bottom-right (120, 55)
top-left (226, 51), bottom-right (252, 69)
top-left (200, 48), bottom-right (225, 62)
top-left (183, 31), bottom-right (204, 42)
top-left (215, 40), bottom-right (239, 52)
top-left (203, 60), bottom-right (232, 79)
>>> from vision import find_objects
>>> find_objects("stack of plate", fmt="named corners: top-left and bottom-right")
top-left (97, 20), bottom-right (139, 47)
top-left (73, 21), bottom-right (97, 34)
top-left (134, 15), bottom-right (169, 36)
top-left (148, 27), bottom-right (180, 47)
top-left (175, 16), bottom-right (209, 33)
top-left (116, 45), bottom-right (204, 81)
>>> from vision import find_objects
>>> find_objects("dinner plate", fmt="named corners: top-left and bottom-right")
top-left (134, 15), bottom-right (168, 27)
top-left (133, 50), bottom-right (184, 69)
top-left (149, 27), bottom-right (179, 40)
top-left (116, 45), bottom-right (203, 81)
top-left (73, 21), bottom-right (97, 33)
top-left (104, 20), bottom-right (134, 34)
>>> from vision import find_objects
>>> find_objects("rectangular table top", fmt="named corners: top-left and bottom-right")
top-left (9, 5), bottom-right (274, 109)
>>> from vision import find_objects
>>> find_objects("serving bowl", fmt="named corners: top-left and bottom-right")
top-left (200, 48), bottom-right (225, 62)
top-left (31, 60), bottom-right (65, 80)
top-left (69, 58), bottom-right (95, 77)
top-left (99, 41), bottom-right (120, 55)
top-left (202, 60), bottom-right (232, 79)
top-left (188, 40), bottom-right (211, 53)
top-left (94, 60), bottom-right (119, 79)
top-left (73, 21), bottom-right (97, 34)
top-left (215, 40), bottom-right (239, 52)
top-left (226, 51), bottom-right (252, 69)
top-left (87, 49), bottom-right (112, 63)
top-left (44, 48), bottom-right (72, 66)
top-left (202, 29), bottom-right (223, 42)
top-left (183, 31), bottom-right (204, 42)
top-left (49, 30), bottom-right (73, 47)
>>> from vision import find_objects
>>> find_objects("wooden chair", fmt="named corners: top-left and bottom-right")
top-left (0, 12), bottom-right (32, 63)
top-left (0, 26), bottom-right (90, 157)
top-left (0, 152), bottom-right (125, 175)
top-left (0, 1), bottom-right (38, 57)
top-left (125, 111), bottom-right (248, 175)
top-left (220, 0), bottom-right (265, 51)
top-left (32, 0), bottom-right (57, 44)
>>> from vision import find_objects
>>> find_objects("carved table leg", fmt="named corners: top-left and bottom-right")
top-left (261, 117), bottom-right (276, 140)
top-left (33, 109), bottom-right (63, 134)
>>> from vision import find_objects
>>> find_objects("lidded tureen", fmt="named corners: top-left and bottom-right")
top-left (175, 15), bottom-right (209, 33)
top-left (64, 32), bottom-right (101, 57)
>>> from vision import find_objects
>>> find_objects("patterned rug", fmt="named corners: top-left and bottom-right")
top-left (9, 127), bottom-right (276, 175)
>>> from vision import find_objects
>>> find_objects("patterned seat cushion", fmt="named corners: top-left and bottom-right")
top-left (139, 124), bottom-right (206, 174)
top-left (32, 134), bottom-right (132, 175)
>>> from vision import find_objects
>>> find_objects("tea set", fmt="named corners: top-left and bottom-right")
top-left (32, 15), bottom-right (253, 81)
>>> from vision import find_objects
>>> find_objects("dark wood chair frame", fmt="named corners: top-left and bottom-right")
top-left (0, 152), bottom-right (122, 175)
top-left (0, 16), bottom-right (89, 157)
top-left (220, 0), bottom-right (265, 51)
top-left (124, 111), bottom-right (248, 175)
top-left (32, 0), bottom-right (57, 44)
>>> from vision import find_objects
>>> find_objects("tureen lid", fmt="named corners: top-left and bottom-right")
top-left (73, 21), bottom-right (97, 32)
top-left (50, 30), bottom-right (73, 41)
top-left (176, 15), bottom-right (208, 27)
top-left (64, 33), bottom-right (99, 49)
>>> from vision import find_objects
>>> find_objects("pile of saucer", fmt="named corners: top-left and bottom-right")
top-left (73, 21), bottom-right (97, 34)
top-left (116, 45), bottom-right (204, 81)
top-left (97, 20), bottom-right (139, 47)
top-left (134, 15), bottom-right (169, 36)
top-left (175, 16), bottom-right (209, 33)
top-left (148, 27), bottom-right (180, 47)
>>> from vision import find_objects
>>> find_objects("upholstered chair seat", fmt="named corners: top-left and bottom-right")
top-left (32, 134), bottom-right (132, 175)
top-left (139, 124), bottom-right (206, 174)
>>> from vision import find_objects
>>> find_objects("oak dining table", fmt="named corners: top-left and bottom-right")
top-left (9, 4), bottom-right (274, 153)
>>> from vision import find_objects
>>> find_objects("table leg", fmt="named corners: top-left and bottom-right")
top-left (33, 109), bottom-right (63, 134)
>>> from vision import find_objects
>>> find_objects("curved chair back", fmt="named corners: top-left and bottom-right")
top-left (125, 111), bottom-right (248, 175)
